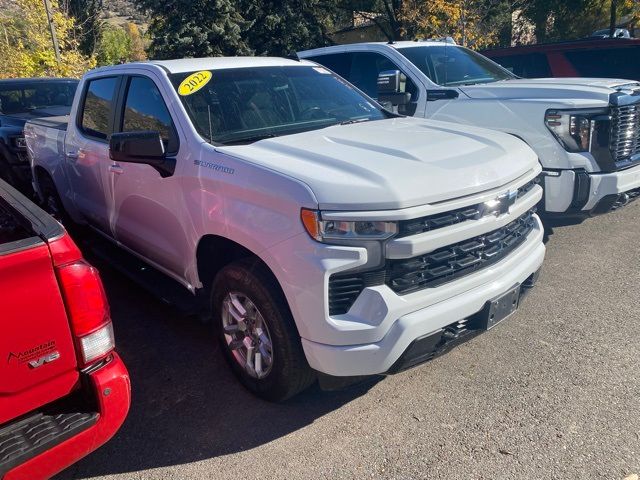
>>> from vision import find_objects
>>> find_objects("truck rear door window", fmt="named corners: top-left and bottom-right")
top-left (79, 77), bottom-right (119, 140)
top-left (563, 47), bottom-right (640, 79)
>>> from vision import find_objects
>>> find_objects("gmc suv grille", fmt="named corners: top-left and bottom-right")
top-left (610, 105), bottom-right (640, 163)
top-left (397, 178), bottom-right (538, 238)
top-left (328, 209), bottom-right (536, 315)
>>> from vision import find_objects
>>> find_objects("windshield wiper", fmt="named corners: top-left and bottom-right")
top-left (220, 132), bottom-right (278, 145)
top-left (339, 118), bottom-right (371, 126)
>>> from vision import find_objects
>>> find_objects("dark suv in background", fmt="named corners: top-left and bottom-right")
top-left (0, 78), bottom-right (78, 194)
top-left (483, 38), bottom-right (640, 80)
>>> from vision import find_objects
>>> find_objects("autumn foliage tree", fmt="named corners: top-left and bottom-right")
top-left (399, 0), bottom-right (508, 48)
top-left (95, 22), bottom-right (147, 66)
top-left (0, 0), bottom-right (93, 78)
top-left (514, 0), bottom-right (639, 42)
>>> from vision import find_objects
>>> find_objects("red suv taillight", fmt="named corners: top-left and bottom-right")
top-left (56, 260), bottom-right (115, 367)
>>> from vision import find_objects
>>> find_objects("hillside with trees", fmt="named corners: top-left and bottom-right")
top-left (0, 0), bottom-right (638, 78)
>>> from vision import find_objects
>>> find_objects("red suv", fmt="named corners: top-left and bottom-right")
top-left (483, 38), bottom-right (640, 80)
top-left (0, 179), bottom-right (130, 479)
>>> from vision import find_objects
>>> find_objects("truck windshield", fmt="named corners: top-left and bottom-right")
top-left (170, 66), bottom-right (387, 145)
top-left (0, 81), bottom-right (78, 115)
top-left (398, 46), bottom-right (515, 86)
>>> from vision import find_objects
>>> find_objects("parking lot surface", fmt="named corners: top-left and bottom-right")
top-left (58, 205), bottom-right (640, 480)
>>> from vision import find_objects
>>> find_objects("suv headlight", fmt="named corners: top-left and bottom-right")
top-left (300, 208), bottom-right (397, 243)
top-left (545, 108), bottom-right (609, 152)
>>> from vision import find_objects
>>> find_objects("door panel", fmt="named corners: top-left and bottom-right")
top-left (65, 76), bottom-right (120, 233)
top-left (108, 75), bottom-right (188, 276)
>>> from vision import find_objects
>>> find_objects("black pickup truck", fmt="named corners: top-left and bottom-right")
top-left (0, 78), bottom-right (78, 194)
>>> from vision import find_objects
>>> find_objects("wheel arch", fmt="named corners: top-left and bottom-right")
top-left (195, 234), bottom-right (302, 333)
top-left (195, 234), bottom-right (285, 298)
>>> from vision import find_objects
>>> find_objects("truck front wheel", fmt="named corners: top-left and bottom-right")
top-left (211, 259), bottom-right (316, 401)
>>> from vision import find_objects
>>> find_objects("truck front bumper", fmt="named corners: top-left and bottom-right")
top-left (300, 218), bottom-right (545, 377)
top-left (2, 353), bottom-right (130, 480)
top-left (542, 163), bottom-right (640, 215)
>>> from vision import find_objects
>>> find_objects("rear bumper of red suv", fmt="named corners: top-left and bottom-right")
top-left (2, 353), bottom-right (130, 480)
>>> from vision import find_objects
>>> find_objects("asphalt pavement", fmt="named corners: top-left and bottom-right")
top-left (58, 203), bottom-right (640, 480)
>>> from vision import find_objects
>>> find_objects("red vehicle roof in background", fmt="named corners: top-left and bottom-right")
top-left (483, 38), bottom-right (640, 55)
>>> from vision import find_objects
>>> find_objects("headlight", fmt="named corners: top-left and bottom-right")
top-left (545, 109), bottom-right (608, 152)
top-left (300, 208), bottom-right (397, 243)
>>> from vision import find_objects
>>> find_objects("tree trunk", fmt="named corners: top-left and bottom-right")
top-left (610, 0), bottom-right (618, 37)
top-left (535, 17), bottom-right (547, 43)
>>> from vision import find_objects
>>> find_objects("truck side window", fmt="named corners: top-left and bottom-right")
top-left (121, 76), bottom-right (178, 154)
top-left (80, 77), bottom-right (118, 140)
top-left (348, 52), bottom-right (418, 101)
top-left (306, 53), bottom-right (353, 79)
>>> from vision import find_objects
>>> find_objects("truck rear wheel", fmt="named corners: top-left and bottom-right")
top-left (211, 259), bottom-right (316, 401)
top-left (38, 173), bottom-right (68, 223)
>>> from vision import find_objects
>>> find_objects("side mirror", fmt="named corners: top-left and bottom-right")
top-left (377, 70), bottom-right (411, 106)
top-left (109, 131), bottom-right (175, 177)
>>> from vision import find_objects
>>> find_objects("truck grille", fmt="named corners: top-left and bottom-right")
top-left (610, 105), bottom-right (640, 163)
top-left (328, 209), bottom-right (537, 314)
top-left (397, 178), bottom-right (538, 238)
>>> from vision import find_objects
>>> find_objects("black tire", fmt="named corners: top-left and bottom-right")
top-left (38, 172), bottom-right (69, 224)
top-left (211, 259), bottom-right (316, 401)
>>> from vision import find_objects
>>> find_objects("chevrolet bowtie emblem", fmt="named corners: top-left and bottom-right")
top-left (480, 190), bottom-right (518, 217)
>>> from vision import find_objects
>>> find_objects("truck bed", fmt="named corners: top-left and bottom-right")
top-left (0, 178), bottom-right (63, 253)
top-left (25, 114), bottom-right (69, 131)
top-left (0, 178), bottom-right (79, 425)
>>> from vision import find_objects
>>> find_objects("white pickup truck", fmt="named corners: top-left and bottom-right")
top-left (25, 57), bottom-right (544, 400)
top-left (299, 41), bottom-right (640, 216)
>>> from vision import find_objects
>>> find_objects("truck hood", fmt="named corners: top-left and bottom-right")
top-left (217, 117), bottom-right (538, 210)
top-left (460, 77), bottom-right (640, 103)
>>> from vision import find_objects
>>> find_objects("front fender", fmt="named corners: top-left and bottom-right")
top-left (182, 143), bottom-right (319, 288)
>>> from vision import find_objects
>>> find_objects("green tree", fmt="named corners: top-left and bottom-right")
top-left (96, 24), bottom-right (131, 65)
top-left (337, 0), bottom-right (404, 42)
top-left (241, 0), bottom-right (337, 56)
top-left (0, 0), bottom-right (94, 78)
top-left (63, 0), bottom-right (104, 56)
top-left (519, 0), bottom-right (639, 43)
top-left (137, 0), bottom-right (251, 59)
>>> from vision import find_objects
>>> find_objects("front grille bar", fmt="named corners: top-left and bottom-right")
top-left (397, 178), bottom-right (538, 238)
top-left (610, 104), bottom-right (640, 164)
top-left (328, 209), bottom-right (537, 314)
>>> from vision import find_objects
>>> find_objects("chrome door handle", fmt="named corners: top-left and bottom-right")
top-left (109, 164), bottom-right (124, 175)
top-left (66, 149), bottom-right (84, 161)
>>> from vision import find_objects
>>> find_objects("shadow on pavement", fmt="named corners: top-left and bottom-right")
top-left (539, 213), bottom-right (587, 243)
top-left (56, 258), bottom-right (375, 479)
